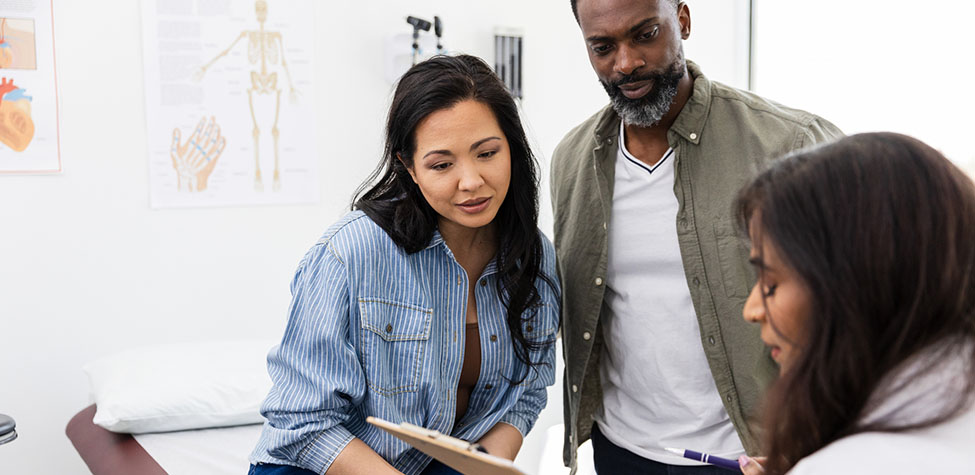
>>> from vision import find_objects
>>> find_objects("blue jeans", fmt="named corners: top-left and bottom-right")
top-left (248, 460), bottom-right (460, 475)
top-left (248, 464), bottom-right (317, 475)
top-left (590, 424), bottom-right (733, 474)
top-left (420, 460), bottom-right (462, 475)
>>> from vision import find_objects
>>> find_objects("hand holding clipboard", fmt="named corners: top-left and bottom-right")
top-left (366, 416), bottom-right (527, 475)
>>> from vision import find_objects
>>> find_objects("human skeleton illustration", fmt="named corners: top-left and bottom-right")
top-left (196, 0), bottom-right (297, 192)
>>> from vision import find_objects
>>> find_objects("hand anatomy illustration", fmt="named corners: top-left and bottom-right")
top-left (195, 0), bottom-right (297, 192)
top-left (171, 116), bottom-right (226, 192)
top-left (0, 77), bottom-right (34, 152)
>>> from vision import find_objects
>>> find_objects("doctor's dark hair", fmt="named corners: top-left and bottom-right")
top-left (735, 132), bottom-right (975, 474)
top-left (570, 0), bottom-right (680, 22)
top-left (354, 54), bottom-right (555, 381)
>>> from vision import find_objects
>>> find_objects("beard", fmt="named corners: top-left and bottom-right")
top-left (600, 57), bottom-right (685, 128)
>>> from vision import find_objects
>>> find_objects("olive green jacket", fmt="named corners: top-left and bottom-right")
top-left (550, 61), bottom-right (843, 471)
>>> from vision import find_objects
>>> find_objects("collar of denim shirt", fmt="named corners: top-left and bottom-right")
top-left (424, 229), bottom-right (501, 280)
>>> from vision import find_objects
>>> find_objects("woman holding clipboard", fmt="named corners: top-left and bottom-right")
top-left (247, 55), bottom-right (560, 475)
top-left (734, 133), bottom-right (975, 474)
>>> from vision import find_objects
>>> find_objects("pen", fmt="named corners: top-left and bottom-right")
top-left (665, 447), bottom-right (742, 473)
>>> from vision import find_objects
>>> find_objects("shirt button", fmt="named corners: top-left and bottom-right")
top-left (583, 332), bottom-right (591, 341)
top-left (457, 275), bottom-right (463, 286)
top-left (708, 336), bottom-right (715, 345)
top-left (526, 325), bottom-right (534, 332)
top-left (594, 277), bottom-right (603, 286)
top-left (485, 384), bottom-right (494, 390)
top-left (571, 384), bottom-right (578, 393)
top-left (726, 394), bottom-right (733, 403)
top-left (693, 277), bottom-right (700, 287)
top-left (490, 334), bottom-right (498, 342)
top-left (386, 324), bottom-right (393, 332)
top-left (603, 222), bottom-right (607, 230)
top-left (480, 279), bottom-right (487, 287)
top-left (689, 132), bottom-right (698, 140)
top-left (679, 218), bottom-right (688, 229)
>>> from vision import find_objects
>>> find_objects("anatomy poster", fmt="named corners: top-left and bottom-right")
top-left (142, 0), bottom-right (318, 208)
top-left (0, 0), bottom-right (61, 174)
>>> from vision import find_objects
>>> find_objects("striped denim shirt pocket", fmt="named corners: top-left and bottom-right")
top-left (514, 302), bottom-right (558, 387)
top-left (357, 298), bottom-right (433, 396)
top-left (523, 302), bottom-right (558, 340)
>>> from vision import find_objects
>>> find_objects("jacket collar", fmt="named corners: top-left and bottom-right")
top-left (591, 60), bottom-right (712, 147)
top-left (670, 60), bottom-right (712, 145)
top-left (860, 341), bottom-right (974, 428)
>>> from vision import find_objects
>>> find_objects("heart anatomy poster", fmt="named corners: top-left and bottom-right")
top-left (0, 0), bottom-right (61, 174)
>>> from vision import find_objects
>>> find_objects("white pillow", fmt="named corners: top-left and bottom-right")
top-left (84, 340), bottom-right (277, 434)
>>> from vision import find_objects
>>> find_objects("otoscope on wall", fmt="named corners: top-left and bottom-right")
top-left (406, 16), bottom-right (431, 65)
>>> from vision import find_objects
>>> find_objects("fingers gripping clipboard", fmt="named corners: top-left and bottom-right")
top-left (366, 416), bottom-right (528, 475)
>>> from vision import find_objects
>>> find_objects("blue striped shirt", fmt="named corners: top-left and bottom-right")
top-left (250, 211), bottom-right (561, 474)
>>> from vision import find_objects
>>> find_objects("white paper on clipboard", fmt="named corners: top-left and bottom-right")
top-left (367, 416), bottom-right (528, 475)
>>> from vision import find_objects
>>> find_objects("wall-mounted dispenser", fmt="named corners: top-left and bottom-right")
top-left (494, 28), bottom-right (523, 99)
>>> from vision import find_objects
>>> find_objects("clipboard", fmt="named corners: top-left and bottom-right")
top-left (366, 416), bottom-right (527, 475)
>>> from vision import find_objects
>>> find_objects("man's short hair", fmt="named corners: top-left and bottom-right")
top-left (570, 0), bottom-right (681, 23)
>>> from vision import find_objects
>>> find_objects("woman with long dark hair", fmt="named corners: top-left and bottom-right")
top-left (247, 54), bottom-right (559, 475)
top-left (735, 132), bottom-right (975, 474)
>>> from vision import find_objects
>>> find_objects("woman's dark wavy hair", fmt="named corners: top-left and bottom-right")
top-left (353, 54), bottom-right (556, 381)
top-left (735, 132), bottom-right (975, 474)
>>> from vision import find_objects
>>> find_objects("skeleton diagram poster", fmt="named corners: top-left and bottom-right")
top-left (0, 0), bottom-right (61, 174)
top-left (142, 0), bottom-right (318, 208)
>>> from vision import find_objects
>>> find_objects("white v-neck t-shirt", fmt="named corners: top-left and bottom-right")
top-left (594, 121), bottom-right (744, 465)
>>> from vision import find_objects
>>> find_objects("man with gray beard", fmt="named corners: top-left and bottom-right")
top-left (550, 1), bottom-right (842, 474)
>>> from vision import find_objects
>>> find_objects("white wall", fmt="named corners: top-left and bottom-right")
top-left (752, 0), bottom-right (975, 172)
top-left (0, 1), bottom-right (744, 472)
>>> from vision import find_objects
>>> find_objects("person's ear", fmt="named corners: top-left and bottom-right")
top-left (678, 2), bottom-right (691, 40)
top-left (398, 153), bottom-right (418, 184)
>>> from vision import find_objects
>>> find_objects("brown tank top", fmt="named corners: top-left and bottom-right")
top-left (455, 323), bottom-right (482, 424)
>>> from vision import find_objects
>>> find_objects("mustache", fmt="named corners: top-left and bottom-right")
top-left (607, 71), bottom-right (658, 88)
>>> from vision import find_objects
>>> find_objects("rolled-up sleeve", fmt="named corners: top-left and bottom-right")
top-left (257, 240), bottom-right (365, 473)
top-left (499, 368), bottom-right (553, 437)
top-left (500, 236), bottom-right (562, 436)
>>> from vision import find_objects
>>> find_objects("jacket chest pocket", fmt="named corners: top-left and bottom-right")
top-left (357, 298), bottom-right (433, 396)
top-left (713, 223), bottom-right (753, 298)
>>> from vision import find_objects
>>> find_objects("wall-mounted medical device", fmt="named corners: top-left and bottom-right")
top-left (434, 16), bottom-right (445, 55)
top-left (494, 28), bottom-right (523, 99)
top-left (385, 14), bottom-right (447, 83)
top-left (406, 16), bottom-right (432, 65)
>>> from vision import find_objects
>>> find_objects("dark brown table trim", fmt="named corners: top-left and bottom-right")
top-left (65, 404), bottom-right (168, 475)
